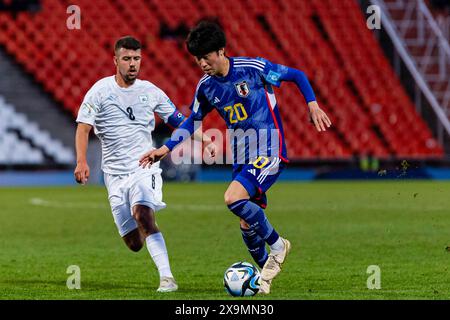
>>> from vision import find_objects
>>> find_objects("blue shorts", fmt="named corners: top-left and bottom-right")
top-left (232, 156), bottom-right (286, 209)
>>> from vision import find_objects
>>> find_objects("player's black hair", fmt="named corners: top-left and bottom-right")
top-left (186, 20), bottom-right (226, 57)
top-left (114, 36), bottom-right (141, 54)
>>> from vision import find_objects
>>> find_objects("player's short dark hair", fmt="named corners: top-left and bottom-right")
top-left (114, 36), bottom-right (141, 54)
top-left (186, 20), bottom-right (226, 57)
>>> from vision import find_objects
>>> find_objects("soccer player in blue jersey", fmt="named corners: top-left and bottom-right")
top-left (139, 21), bottom-right (331, 294)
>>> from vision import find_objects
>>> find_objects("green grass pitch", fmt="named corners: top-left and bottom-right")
top-left (1, 181), bottom-right (450, 299)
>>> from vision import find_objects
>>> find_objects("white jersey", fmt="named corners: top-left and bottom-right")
top-left (76, 76), bottom-right (178, 175)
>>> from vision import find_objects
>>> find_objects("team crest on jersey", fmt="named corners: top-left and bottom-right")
top-left (81, 103), bottom-right (94, 116)
top-left (234, 81), bottom-right (250, 98)
top-left (139, 95), bottom-right (149, 103)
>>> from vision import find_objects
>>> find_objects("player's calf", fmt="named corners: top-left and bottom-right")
top-left (122, 228), bottom-right (144, 252)
top-left (132, 204), bottom-right (160, 236)
top-left (240, 224), bottom-right (268, 268)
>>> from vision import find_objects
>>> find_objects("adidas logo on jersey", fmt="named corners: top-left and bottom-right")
top-left (214, 97), bottom-right (220, 104)
top-left (247, 169), bottom-right (256, 176)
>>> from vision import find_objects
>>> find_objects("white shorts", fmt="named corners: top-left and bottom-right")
top-left (104, 167), bottom-right (166, 237)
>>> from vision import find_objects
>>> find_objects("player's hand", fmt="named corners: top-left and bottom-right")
top-left (139, 145), bottom-right (170, 168)
top-left (204, 141), bottom-right (216, 159)
top-left (74, 161), bottom-right (90, 185)
top-left (308, 101), bottom-right (332, 132)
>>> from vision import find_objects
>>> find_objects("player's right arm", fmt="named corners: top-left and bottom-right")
top-left (140, 81), bottom-right (213, 167)
top-left (74, 82), bottom-right (101, 184)
top-left (139, 113), bottom-right (195, 167)
top-left (139, 123), bottom-right (217, 165)
top-left (74, 123), bottom-right (92, 184)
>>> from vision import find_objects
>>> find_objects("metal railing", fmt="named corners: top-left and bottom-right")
top-left (370, 0), bottom-right (450, 146)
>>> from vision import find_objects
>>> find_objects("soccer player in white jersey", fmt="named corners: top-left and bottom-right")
top-left (74, 36), bottom-right (189, 293)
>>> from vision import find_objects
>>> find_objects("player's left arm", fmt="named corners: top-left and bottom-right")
top-left (279, 67), bottom-right (332, 132)
top-left (259, 58), bottom-right (332, 132)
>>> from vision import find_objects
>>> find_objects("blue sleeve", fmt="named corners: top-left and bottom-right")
top-left (189, 85), bottom-right (214, 121)
top-left (281, 67), bottom-right (316, 103)
top-left (164, 113), bottom-right (195, 151)
top-left (166, 109), bottom-right (186, 127)
top-left (257, 57), bottom-right (316, 103)
top-left (163, 82), bottom-right (214, 151)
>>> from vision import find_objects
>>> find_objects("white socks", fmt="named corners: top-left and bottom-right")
top-left (269, 237), bottom-right (285, 253)
top-left (146, 232), bottom-right (174, 279)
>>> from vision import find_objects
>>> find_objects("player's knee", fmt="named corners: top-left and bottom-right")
top-left (224, 193), bottom-right (231, 206)
top-left (132, 205), bottom-right (159, 235)
top-left (224, 195), bottom-right (233, 206)
top-left (224, 191), bottom-right (239, 206)
top-left (225, 181), bottom-right (251, 206)
top-left (133, 205), bottom-right (153, 222)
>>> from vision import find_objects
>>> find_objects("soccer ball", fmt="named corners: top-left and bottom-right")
top-left (223, 261), bottom-right (260, 297)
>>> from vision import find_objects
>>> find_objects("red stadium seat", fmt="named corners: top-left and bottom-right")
top-left (0, 0), bottom-right (442, 159)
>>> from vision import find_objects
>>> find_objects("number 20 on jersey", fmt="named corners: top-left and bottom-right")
top-left (224, 103), bottom-right (248, 124)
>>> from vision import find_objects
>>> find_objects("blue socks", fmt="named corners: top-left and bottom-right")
top-left (240, 227), bottom-right (268, 268)
top-left (228, 199), bottom-right (280, 246)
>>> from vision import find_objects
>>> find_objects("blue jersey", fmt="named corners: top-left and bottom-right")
top-left (190, 57), bottom-right (290, 164)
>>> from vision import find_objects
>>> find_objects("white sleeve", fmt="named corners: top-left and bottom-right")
top-left (76, 86), bottom-right (101, 126)
top-left (153, 88), bottom-right (177, 123)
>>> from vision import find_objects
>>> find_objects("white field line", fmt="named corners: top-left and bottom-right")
top-left (29, 197), bottom-right (108, 209)
top-left (29, 198), bottom-right (446, 212)
top-left (28, 197), bottom-right (226, 211)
